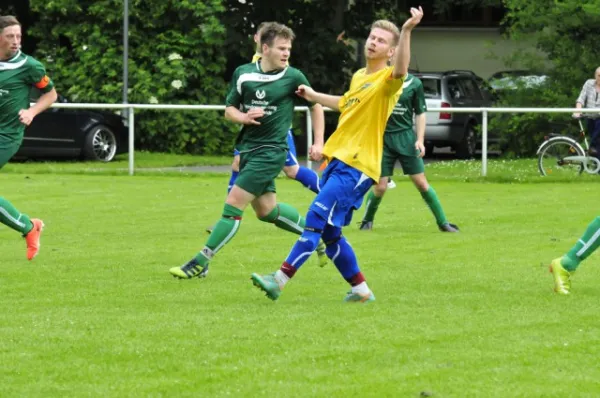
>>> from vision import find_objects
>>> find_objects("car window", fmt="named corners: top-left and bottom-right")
top-left (446, 78), bottom-right (464, 100)
top-left (419, 78), bottom-right (441, 99)
top-left (459, 78), bottom-right (483, 100)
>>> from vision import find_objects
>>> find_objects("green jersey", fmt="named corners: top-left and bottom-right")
top-left (385, 74), bottom-right (426, 134)
top-left (225, 61), bottom-right (311, 152)
top-left (0, 50), bottom-right (54, 145)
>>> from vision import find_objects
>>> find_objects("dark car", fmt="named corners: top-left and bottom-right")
top-left (16, 90), bottom-right (128, 162)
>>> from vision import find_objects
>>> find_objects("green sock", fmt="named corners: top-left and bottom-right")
top-left (259, 203), bottom-right (305, 235)
top-left (362, 190), bottom-right (383, 222)
top-left (420, 186), bottom-right (448, 226)
top-left (195, 203), bottom-right (243, 266)
top-left (562, 216), bottom-right (600, 271)
top-left (0, 196), bottom-right (33, 234)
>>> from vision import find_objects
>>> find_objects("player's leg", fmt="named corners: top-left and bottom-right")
top-left (206, 151), bottom-right (240, 234)
top-left (322, 224), bottom-right (375, 302)
top-left (360, 177), bottom-right (388, 230)
top-left (405, 155), bottom-right (459, 232)
top-left (359, 139), bottom-right (396, 230)
top-left (282, 130), bottom-right (320, 193)
top-left (170, 148), bottom-right (282, 279)
top-left (0, 144), bottom-right (43, 260)
top-left (550, 216), bottom-right (600, 294)
top-left (228, 152), bottom-right (241, 193)
top-left (251, 160), bottom-right (372, 300)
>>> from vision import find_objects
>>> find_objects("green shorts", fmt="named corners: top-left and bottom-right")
top-left (0, 142), bottom-right (20, 170)
top-left (235, 146), bottom-right (287, 196)
top-left (380, 130), bottom-right (424, 177)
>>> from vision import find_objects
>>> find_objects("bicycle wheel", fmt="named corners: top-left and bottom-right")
top-left (537, 138), bottom-right (585, 176)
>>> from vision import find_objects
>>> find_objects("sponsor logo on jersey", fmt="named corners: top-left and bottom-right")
top-left (255, 89), bottom-right (266, 99)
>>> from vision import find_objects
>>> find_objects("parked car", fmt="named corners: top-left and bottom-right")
top-left (16, 90), bottom-right (128, 162)
top-left (412, 70), bottom-right (496, 158)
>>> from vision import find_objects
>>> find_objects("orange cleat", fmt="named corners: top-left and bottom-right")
top-left (25, 219), bottom-right (44, 260)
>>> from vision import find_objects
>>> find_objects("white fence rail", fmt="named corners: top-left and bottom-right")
top-left (48, 103), bottom-right (600, 176)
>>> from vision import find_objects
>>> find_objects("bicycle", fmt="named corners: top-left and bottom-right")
top-left (537, 115), bottom-right (600, 176)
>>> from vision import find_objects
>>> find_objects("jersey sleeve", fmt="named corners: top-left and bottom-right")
top-left (413, 79), bottom-right (427, 115)
top-left (225, 67), bottom-right (242, 108)
top-left (29, 59), bottom-right (54, 93)
top-left (293, 69), bottom-right (313, 107)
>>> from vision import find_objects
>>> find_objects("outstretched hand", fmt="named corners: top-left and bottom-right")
top-left (402, 6), bottom-right (424, 30)
top-left (296, 84), bottom-right (316, 102)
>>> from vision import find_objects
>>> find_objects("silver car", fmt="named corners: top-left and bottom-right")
top-left (414, 70), bottom-right (495, 158)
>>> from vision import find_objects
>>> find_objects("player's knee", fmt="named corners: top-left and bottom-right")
top-left (374, 182), bottom-right (387, 196)
top-left (283, 165), bottom-right (298, 179)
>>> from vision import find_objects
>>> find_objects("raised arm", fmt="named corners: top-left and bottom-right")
top-left (392, 7), bottom-right (423, 79)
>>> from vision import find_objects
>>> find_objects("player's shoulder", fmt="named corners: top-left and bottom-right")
top-left (407, 73), bottom-right (423, 86)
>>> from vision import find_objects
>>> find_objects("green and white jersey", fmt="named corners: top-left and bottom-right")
top-left (385, 74), bottom-right (426, 134)
top-left (0, 50), bottom-right (54, 145)
top-left (226, 60), bottom-right (311, 153)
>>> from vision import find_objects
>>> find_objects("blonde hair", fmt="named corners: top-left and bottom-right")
top-left (370, 20), bottom-right (400, 46)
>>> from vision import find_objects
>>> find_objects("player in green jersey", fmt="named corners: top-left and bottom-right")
top-left (549, 216), bottom-right (600, 295)
top-left (0, 16), bottom-right (57, 260)
top-left (358, 73), bottom-right (458, 232)
top-left (169, 22), bottom-right (326, 279)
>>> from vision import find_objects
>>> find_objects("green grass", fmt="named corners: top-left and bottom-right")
top-left (1, 159), bottom-right (599, 397)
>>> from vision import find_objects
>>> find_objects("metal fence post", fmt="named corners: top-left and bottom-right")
top-left (305, 107), bottom-right (313, 170)
top-left (482, 108), bottom-right (488, 177)
top-left (128, 106), bottom-right (135, 176)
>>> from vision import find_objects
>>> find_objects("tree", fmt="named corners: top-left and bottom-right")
top-left (489, 0), bottom-right (600, 156)
top-left (28, 0), bottom-right (236, 154)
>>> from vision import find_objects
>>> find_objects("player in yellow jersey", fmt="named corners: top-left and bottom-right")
top-left (251, 7), bottom-right (424, 302)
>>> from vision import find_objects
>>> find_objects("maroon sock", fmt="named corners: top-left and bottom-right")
top-left (280, 262), bottom-right (297, 279)
top-left (346, 272), bottom-right (365, 286)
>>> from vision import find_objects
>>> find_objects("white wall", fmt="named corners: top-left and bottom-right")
top-left (410, 28), bottom-right (536, 79)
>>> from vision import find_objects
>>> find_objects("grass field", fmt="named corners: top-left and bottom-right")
top-left (1, 155), bottom-right (599, 397)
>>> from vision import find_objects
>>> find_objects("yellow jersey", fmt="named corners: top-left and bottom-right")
top-left (323, 66), bottom-right (404, 181)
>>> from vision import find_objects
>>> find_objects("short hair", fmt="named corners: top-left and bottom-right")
top-left (370, 20), bottom-right (400, 46)
top-left (260, 23), bottom-right (295, 48)
top-left (256, 21), bottom-right (275, 35)
top-left (0, 15), bottom-right (20, 32)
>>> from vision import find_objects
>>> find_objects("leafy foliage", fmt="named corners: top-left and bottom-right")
top-left (490, 0), bottom-right (600, 156)
top-left (28, 0), bottom-right (237, 154)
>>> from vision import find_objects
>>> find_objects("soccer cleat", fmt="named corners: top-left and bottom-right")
top-left (344, 290), bottom-right (376, 303)
top-left (170, 258), bottom-right (209, 279)
top-left (387, 178), bottom-right (397, 189)
top-left (250, 272), bottom-right (282, 301)
top-left (316, 241), bottom-right (328, 267)
top-left (550, 257), bottom-right (573, 295)
top-left (439, 222), bottom-right (459, 232)
top-left (205, 224), bottom-right (214, 234)
top-left (358, 220), bottom-right (373, 231)
top-left (25, 218), bottom-right (44, 260)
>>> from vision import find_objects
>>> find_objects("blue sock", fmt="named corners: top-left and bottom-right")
top-left (294, 166), bottom-right (320, 193)
top-left (227, 171), bottom-right (239, 194)
top-left (322, 226), bottom-right (360, 279)
top-left (284, 210), bottom-right (324, 270)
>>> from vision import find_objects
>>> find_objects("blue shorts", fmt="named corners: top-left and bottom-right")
top-left (309, 159), bottom-right (373, 227)
top-left (233, 130), bottom-right (298, 166)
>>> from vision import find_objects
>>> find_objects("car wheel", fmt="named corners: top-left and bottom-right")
top-left (455, 125), bottom-right (477, 159)
top-left (83, 124), bottom-right (117, 162)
